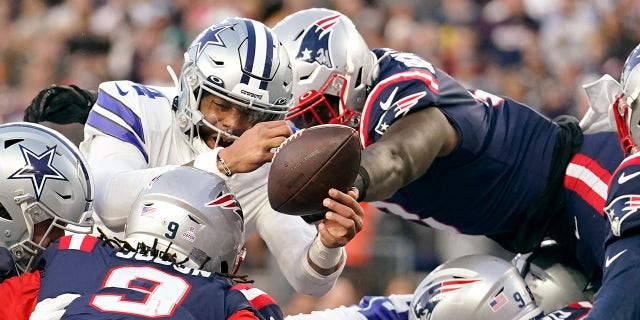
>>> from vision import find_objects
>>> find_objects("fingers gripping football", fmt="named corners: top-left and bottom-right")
top-left (318, 188), bottom-right (364, 248)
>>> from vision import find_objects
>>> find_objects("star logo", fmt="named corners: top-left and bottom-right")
top-left (8, 145), bottom-right (67, 200)
top-left (189, 23), bottom-right (235, 60)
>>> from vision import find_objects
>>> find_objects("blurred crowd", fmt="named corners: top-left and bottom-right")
top-left (1, 0), bottom-right (639, 315)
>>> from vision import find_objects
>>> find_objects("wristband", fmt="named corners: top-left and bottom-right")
top-left (217, 155), bottom-right (232, 177)
top-left (354, 165), bottom-right (370, 202)
top-left (308, 235), bottom-right (342, 270)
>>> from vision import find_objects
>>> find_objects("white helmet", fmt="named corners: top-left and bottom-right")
top-left (125, 166), bottom-right (245, 274)
top-left (273, 8), bottom-right (376, 129)
top-left (175, 17), bottom-right (293, 147)
top-left (614, 43), bottom-right (640, 155)
top-left (410, 254), bottom-right (542, 320)
top-left (512, 243), bottom-right (594, 314)
top-left (0, 122), bottom-right (94, 273)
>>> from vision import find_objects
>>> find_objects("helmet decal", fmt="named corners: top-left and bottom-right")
top-left (296, 15), bottom-right (340, 68)
top-left (8, 144), bottom-right (68, 200)
top-left (189, 23), bottom-right (236, 60)
top-left (206, 191), bottom-right (243, 218)
top-left (239, 19), bottom-right (276, 90)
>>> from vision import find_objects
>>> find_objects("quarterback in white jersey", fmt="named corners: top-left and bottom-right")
top-left (79, 18), bottom-right (364, 296)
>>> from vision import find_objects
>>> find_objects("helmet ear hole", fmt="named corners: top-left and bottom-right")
top-left (354, 67), bottom-right (363, 88)
top-left (0, 203), bottom-right (10, 220)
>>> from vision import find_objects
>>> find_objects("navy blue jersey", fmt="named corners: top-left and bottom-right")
top-left (365, 48), bottom-right (558, 236)
top-left (563, 131), bottom-right (623, 280)
top-left (37, 234), bottom-right (260, 319)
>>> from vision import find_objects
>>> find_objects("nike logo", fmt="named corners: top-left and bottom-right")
top-left (380, 87), bottom-right (398, 110)
top-left (114, 83), bottom-right (129, 96)
top-left (605, 249), bottom-right (627, 268)
top-left (618, 171), bottom-right (640, 184)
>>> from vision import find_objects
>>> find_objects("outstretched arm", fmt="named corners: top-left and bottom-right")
top-left (356, 107), bottom-right (458, 201)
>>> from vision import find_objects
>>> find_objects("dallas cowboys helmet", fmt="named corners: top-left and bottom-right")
top-left (125, 166), bottom-right (245, 274)
top-left (273, 8), bottom-right (376, 129)
top-left (512, 242), bottom-right (594, 314)
top-left (614, 43), bottom-right (640, 155)
top-left (174, 17), bottom-right (293, 147)
top-left (410, 254), bottom-right (542, 320)
top-left (0, 122), bottom-right (93, 273)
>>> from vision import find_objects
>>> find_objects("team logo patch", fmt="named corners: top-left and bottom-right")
top-left (206, 191), bottom-right (243, 218)
top-left (296, 15), bottom-right (340, 68)
top-left (413, 279), bottom-right (480, 318)
top-left (8, 145), bottom-right (67, 200)
top-left (189, 23), bottom-right (236, 60)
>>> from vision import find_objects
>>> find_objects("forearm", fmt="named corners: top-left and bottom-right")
top-left (256, 208), bottom-right (343, 296)
top-left (357, 108), bottom-right (457, 201)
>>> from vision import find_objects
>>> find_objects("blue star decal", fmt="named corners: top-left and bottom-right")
top-left (8, 145), bottom-right (67, 200)
top-left (189, 23), bottom-right (235, 60)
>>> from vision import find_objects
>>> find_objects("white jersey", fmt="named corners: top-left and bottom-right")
top-left (80, 80), bottom-right (344, 296)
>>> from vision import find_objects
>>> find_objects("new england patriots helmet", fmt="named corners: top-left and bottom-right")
top-left (410, 254), bottom-right (542, 320)
top-left (0, 122), bottom-right (94, 273)
top-left (125, 166), bottom-right (245, 274)
top-left (614, 43), bottom-right (640, 155)
top-left (174, 17), bottom-right (293, 148)
top-left (273, 8), bottom-right (376, 129)
top-left (512, 242), bottom-right (594, 314)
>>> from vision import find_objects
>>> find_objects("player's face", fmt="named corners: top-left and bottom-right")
top-left (198, 94), bottom-right (255, 148)
top-left (32, 219), bottom-right (65, 248)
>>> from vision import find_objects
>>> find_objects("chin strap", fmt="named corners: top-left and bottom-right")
top-left (612, 95), bottom-right (637, 156)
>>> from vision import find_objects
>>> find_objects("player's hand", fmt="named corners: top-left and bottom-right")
top-left (29, 293), bottom-right (80, 320)
top-left (318, 188), bottom-right (364, 248)
top-left (219, 121), bottom-right (291, 174)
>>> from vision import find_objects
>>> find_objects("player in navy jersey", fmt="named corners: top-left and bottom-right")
top-left (273, 7), bottom-right (628, 318)
top-left (284, 254), bottom-right (592, 320)
top-left (0, 122), bottom-right (94, 282)
top-left (584, 43), bottom-right (640, 319)
top-left (79, 17), bottom-right (364, 296)
top-left (1, 167), bottom-right (283, 320)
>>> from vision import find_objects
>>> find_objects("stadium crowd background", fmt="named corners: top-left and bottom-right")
top-left (0, 0), bottom-right (638, 315)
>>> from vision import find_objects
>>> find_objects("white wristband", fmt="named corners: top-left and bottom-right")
top-left (308, 236), bottom-right (342, 270)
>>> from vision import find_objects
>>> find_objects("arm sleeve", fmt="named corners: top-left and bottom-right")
top-left (586, 234), bottom-right (640, 319)
top-left (0, 271), bottom-right (40, 320)
top-left (80, 135), bottom-right (175, 231)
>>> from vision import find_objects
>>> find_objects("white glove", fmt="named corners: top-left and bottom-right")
top-left (30, 293), bottom-right (80, 320)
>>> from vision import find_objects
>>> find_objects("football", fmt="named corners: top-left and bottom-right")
top-left (268, 124), bottom-right (361, 216)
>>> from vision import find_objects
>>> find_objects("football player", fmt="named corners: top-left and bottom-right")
top-left (79, 17), bottom-right (364, 296)
top-left (0, 122), bottom-right (94, 317)
top-left (587, 43), bottom-right (640, 319)
top-left (285, 254), bottom-right (592, 320)
top-left (1, 166), bottom-right (283, 320)
top-left (23, 84), bottom-right (97, 147)
top-left (273, 7), bottom-right (625, 317)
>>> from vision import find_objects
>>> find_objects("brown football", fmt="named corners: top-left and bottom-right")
top-left (268, 124), bottom-right (361, 216)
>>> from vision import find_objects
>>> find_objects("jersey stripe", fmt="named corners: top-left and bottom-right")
top-left (231, 284), bottom-right (277, 309)
top-left (86, 111), bottom-right (149, 163)
top-left (96, 89), bottom-right (145, 143)
top-left (58, 234), bottom-right (98, 252)
top-left (565, 154), bottom-right (611, 216)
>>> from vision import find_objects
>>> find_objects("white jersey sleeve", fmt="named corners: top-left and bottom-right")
top-left (80, 81), bottom-right (193, 232)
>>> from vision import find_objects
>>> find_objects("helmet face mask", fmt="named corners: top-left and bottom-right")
top-left (273, 8), bottom-right (374, 129)
top-left (125, 167), bottom-right (245, 274)
top-left (0, 123), bottom-right (94, 273)
top-left (175, 18), bottom-right (293, 149)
